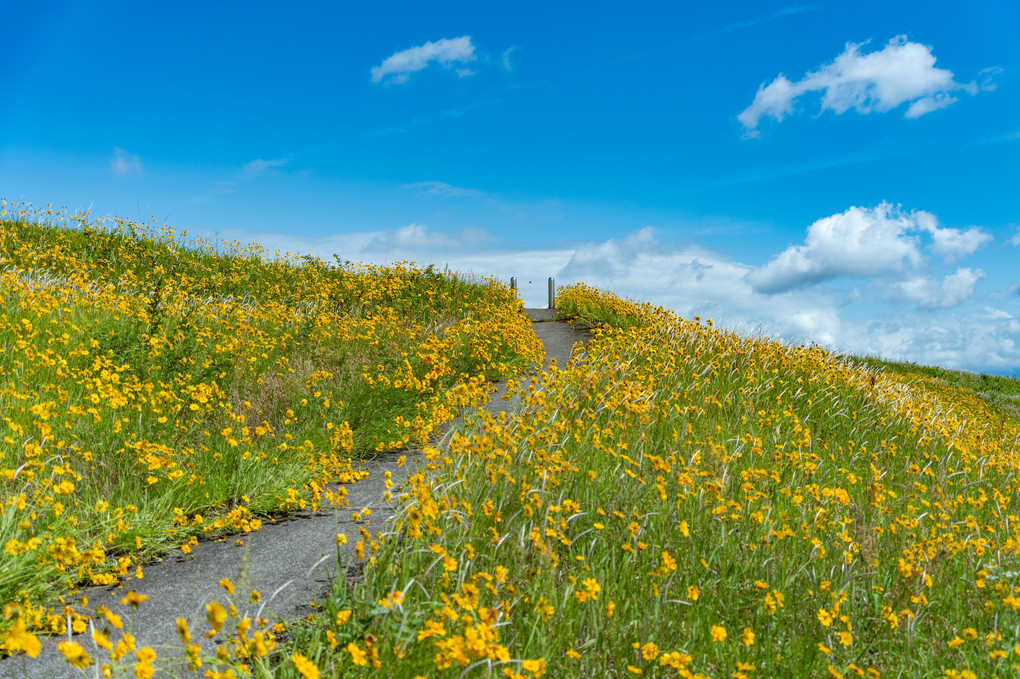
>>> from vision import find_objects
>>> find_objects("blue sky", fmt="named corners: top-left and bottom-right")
top-left (3, 1), bottom-right (1019, 373)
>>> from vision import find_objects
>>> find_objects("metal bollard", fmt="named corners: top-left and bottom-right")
top-left (510, 276), bottom-right (517, 293)
top-left (548, 277), bottom-right (556, 310)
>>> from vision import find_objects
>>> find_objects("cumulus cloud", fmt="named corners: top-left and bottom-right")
top-left (923, 223), bottom-right (992, 261)
top-left (110, 148), bottom-right (143, 177)
top-left (748, 203), bottom-right (925, 292)
top-left (371, 36), bottom-right (477, 85)
top-left (739, 36), bottom-right (994, 136)
top-left (555, 228), bottom-right (845, 345)
top-left (748, 203), bottom-right (990, 293)
top-left (886, 268), bottom-right (984, 309)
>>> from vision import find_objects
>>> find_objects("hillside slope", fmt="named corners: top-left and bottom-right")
top-left (255, 283), bottom-right (1020, 678)
top-left (4, 211), bottom-right (1020, 678)
top-left (0, 209), bottom-right (542, 643)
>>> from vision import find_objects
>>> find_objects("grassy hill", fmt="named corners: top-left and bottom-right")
top-left (0, 208), bottom-right (541, 648)
top-left (270, 286), bottom-right (1020, 679)
top-left (3, 210), bottom-right (1020, 678)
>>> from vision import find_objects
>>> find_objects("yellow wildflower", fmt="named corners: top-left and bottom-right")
top-left (291, 653), bottom-right (320, 679)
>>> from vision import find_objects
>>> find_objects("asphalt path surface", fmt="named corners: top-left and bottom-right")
top-left (1, 309), bottom-right (588, 678)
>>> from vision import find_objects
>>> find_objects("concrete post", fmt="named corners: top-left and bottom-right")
top-left (548, 277), bottom-right (556, 310)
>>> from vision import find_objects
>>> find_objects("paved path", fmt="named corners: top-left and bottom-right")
top-left (0, 310), bottom-right (588, 678)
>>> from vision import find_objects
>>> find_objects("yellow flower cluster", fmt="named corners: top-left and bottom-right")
top-left (278, 282), bottom-right (1020, 677)
top-left (0, 203), bottom-right (542, 647)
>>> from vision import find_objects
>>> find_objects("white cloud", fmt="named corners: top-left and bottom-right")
top-left (206, 211), bottom-right (1018, 375)
top-left (554, 228), bottom-right (845, 345)
top-left (979, 66), bottom-right (1003, 91)
top-left (1009, 226), bottom-right (1020, 247)
top-left (748, 203), bottom-right (925, 292)
top-left (363, 223), bottom-right (491, 251)
top-left (401, 181), bottom-right (482, 197)
top-left (207, 158), bottom-right (290, 196)
top-left (738, 75), bottom-right (799, 137)
top-left (371, 36), bottom-right (477, 85)
top-left (243, 158), bottom-right (289, 177)
top-left (110, 148), bottom-right (143, 177)
top-left (904, 91), bottom-right (959, 119)
top-left (289, 224), bottom-right (843, 347)
top-left (923, 223), bottom-right (991, 261)
top-left (748, 203), bottom-right (990, 293)
top-left (739, 36), bottom-right (995, 135)
top-left (886, 268), bottom-right (984, 309)
top-left (501, 46), bottom-right (518, 72)
top-left (969, 128), bottom-right (1020, 147)
top-left (839, 312), bottom-right (1020, 373)
top-left (985, 307), bottom-right (1013, 320)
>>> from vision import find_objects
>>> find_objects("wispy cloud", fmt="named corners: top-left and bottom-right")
top-left (969, 128), bottom-right (1020, 147)
top-left (714, 4), bottom-right (821, 37)
top-left (216, 157), bottom-right (290, 194)
top-left (243, 158), bottom-right (290, 178)
top-left (697, 150), bottom-right (884, 191)
top-left (978, 66), bottom-right (1003, 91)
top-left (607, 5), bottom-right (821, 71)
top-left (363, 80), bottom-right (546, 139)
top-left (501, 46), bottom-right (519, 72)
top-left (371, 36), bottom-right (477, 85)
top-left (110, 148), bottom-right (143, 177)
top-left (401, 181), bottom-right (483, 198)
top-left (365, 97), bottom-right (502, 138)
top-left (1009, 226), bottom-right (1020, 247)
top-left (192, 157), bottom-right (291, 201)
top-left (739, 36), bottom-right (998, 137)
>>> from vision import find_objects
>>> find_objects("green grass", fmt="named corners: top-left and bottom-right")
top-left (213, 284), bottom-right (1020, 679)
top-left (857, 355), bottom-right (1020, 419)
top-left (554, 282), bottom-right (652, 330)
top-left (0, 208), bottom-right (541, 643)
top-left (7, 207), bottom-right (1020, 679)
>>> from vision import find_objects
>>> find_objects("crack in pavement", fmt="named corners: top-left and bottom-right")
top-left (0, 310), bottom-right (589, 679)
